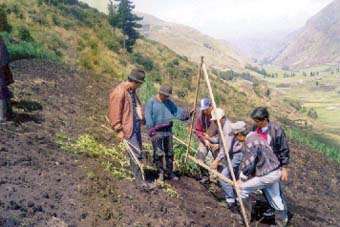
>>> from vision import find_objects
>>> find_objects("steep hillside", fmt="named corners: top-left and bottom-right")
top-left (139, 13), bottom-right (248, 70)
top-left (273, 0), bottom-right (340, 69)
top-left (1, 1), bottom-right (339, 226)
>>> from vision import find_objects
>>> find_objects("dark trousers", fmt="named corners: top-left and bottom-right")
top-left (127, 120), bottom-right (144, 183)
top-left (151, 134), bottom-right (174, 175)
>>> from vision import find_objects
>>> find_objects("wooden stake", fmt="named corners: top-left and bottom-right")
top-left (185, 58), bottom-right (203, 162)
top-left (201, 59), bottom-right (250, 227)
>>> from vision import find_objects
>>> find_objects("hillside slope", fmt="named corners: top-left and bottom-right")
top-left (273, 0), bottom-right (340, 69)
top-left (1, 59), bottom-right (339, 226)
top-left (139, 13), bottom-right (248, 70)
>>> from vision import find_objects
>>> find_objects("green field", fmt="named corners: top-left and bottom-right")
top-left (264, 64), bottom-right (340, 143)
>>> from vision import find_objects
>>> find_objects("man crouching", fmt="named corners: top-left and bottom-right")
top-left (236, 130), bottom-right (288, 226)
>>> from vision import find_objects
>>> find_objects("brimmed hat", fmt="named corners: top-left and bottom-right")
top-left (211, 108), bottom-right (225, 121)
top-left (128, 68), bottom-right (145, 83)
top-left (199, 98), bottom-right (212, 111)
top-left (159, 84), bottom-right (172, 97)
top-left (230, 121), bottom-right (247, 135)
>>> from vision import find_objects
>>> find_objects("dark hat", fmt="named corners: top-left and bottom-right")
top-left (128, 68), bottom-right (145, 83)
top-left (251, 107), bottom-right (269, 120)
top-left (159, 84), bottom-right (172, 97)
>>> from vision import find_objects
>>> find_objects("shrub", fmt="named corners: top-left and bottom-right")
top-left (0, 4), bottom-right (12, 32)
top-left (132, 52), bottom-right (154, 71)
top-left (18, 26), bottom-right (34, 42)
top-left (7, 41), bottom-right (59, 61)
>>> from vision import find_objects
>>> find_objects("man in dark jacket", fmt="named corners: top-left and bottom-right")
top-left (145, 84), bottom-right (191, 181)
top-left (237, 130), bottom-right (288, 226)
top-left (0, 37), bottom-right (14, 123)
top-left (250, 107), bottom-right (290, 218)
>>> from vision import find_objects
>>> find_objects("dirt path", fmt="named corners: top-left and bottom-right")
top-left (0, 60), bottom-right (339, 226)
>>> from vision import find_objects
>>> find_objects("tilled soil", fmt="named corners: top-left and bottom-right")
top-left (0, 59), bottom-right (339, 227)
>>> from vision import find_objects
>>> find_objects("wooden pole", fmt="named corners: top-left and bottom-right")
top-left (173, 136), bottom-right (234, 185)
top-left (185, 58), bottom-right (203, 162)
top-left (201, 59), bottom-right (250, 227)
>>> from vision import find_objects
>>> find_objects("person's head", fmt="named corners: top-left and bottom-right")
top-left (230, 121), bottom-right (248, 142)
top-left (251, 107), bottom-right (269, 129)
top-left (210, 108), bottom-right (225, 124)
top-left (158, 84), bottom-right (172, 102)
top-left (127, 68), bottom-right (145, 90)
top-left (199, 98), bottom-right (213, 116)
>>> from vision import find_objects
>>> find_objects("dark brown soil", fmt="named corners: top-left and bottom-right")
top-left (0, 60), bottom-right (339, 227)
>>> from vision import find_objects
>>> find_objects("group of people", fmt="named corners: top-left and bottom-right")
top-left (108, 69), bottom-right (290, 226)
top-left (0, 37), bottom-right (14, 123)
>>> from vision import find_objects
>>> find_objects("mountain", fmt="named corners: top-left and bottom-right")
top-left (272, 0), bottom-right (340, 69)
top-left (139, 13), bottom-right (248, 70)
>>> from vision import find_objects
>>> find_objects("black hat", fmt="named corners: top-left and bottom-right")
top-left (251, 107), bottom-right (269, 120)
top-left (159, 84), bottom-right (172, 97)
top-left (128, 68), bottom-right (145, 83)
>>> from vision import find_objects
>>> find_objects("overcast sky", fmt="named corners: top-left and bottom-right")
top-left (81, 0), bottom-right (333, 40)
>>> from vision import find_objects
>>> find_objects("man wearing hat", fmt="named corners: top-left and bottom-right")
top-left (210, 117), bottom-right (247, 212)
top-left (194, 98), bottom-right (219, 183)
top-left (145, 84), bottom-right (191, 181)
top-left (108, 68), bottom-right (148, 189)
top-left (0, 37), bottom-right (14, 123)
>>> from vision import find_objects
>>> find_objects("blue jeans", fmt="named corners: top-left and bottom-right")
top-left (240, 169), bottom-right (288, 220)
top-left (220, 152), bottom-right (243, 204)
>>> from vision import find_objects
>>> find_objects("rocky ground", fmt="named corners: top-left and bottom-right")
top-left (0, 60), bottom-right (339, 226)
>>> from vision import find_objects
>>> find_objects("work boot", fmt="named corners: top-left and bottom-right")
top-left (274, 210), bottom-right (288, 227)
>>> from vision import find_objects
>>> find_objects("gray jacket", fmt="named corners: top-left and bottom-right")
top-left (240, 132), bottom-right (280, 178)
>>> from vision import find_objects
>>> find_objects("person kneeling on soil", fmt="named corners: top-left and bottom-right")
top-left (210, 120), bottom-right (247, 213)
top-left (194, 98), bottom-right (219, 183)
top-left (236, 130), bottom-right (288, 226)
top-left (107, 69), bottom-right (151, 190)
top-left (0, 37), bottom-right (14, 123)
top-left (145, 84), bottom-right (192, 181)
top-left (250, 107), bottom-right (290, 219)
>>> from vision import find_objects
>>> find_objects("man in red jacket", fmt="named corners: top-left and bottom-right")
top-left (194, 98), bottom-right (219, 183)
top-left (108, 68), bottom-right (150, 190)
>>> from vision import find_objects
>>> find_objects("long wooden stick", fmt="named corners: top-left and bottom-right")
top-left (185, 58), bottom-right (203, 162)
top-left (123, 140), bottom-right (146, 181)
top-left (201, 59), bottom-right (250, 227)
top-left (173, 136), bottom-right (233, 185)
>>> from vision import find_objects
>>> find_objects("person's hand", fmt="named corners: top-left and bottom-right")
top-left (204, 139), bottom-right (212, 148)
top-left (210, 144), bottom-right (219, 151)
top-left (210, 159), bottom-right (219, 170)
top-left (281, 167), bottom-right (289, 182)
top-left (117, 131), bottom-right (124, 141)
top-left (235, 180), bottom-right (242, 188)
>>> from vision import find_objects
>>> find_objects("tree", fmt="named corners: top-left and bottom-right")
top-left (109, 0), bottom-right (142, 52)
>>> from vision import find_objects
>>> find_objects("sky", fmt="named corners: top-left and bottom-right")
top-left (81, 0), bottom-right (333, 40)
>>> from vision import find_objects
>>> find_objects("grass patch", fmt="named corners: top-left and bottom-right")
top-left (56, 133), bottom-right (132, 179)
top-left (285, 126), bottom-right (340, 163)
